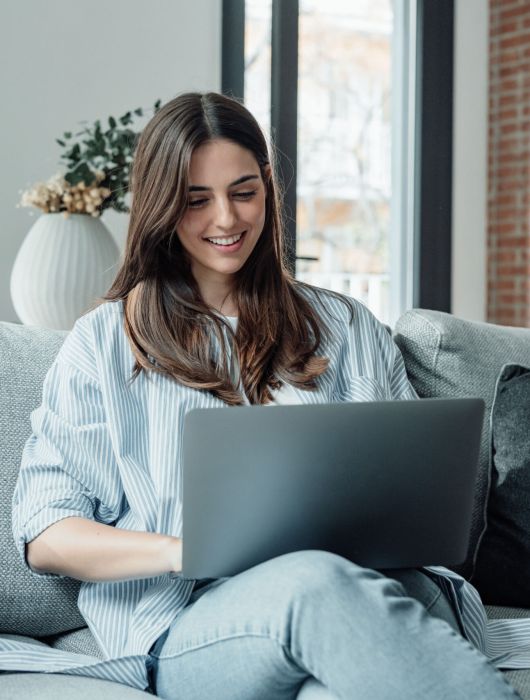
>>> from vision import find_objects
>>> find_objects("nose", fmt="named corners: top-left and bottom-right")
top-left (214, 196), bottom-right (237, 231)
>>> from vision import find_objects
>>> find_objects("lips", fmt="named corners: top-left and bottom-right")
top-left (203, 231), bottom-right (246, 243)
top-left (203, 230), bottom-right (248, 252)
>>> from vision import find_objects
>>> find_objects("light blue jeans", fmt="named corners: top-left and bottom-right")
top-left (148, 551), bottom-right (520, 699)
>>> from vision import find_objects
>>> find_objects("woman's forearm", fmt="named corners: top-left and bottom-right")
top-left (26, 516), bottom-right (182, 582)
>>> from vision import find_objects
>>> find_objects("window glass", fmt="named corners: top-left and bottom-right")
top-left (244, 0), bottom-right (272, 135)
top-left (244, 0), bottom-right (395, 323)
top-left (296, 0), bottom-right (393, 323)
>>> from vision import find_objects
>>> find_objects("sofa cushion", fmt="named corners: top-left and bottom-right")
top-left (0, 321), bottom-right (86, 636)
top-left (42, 626), bottom-right (104, 659)
top-left (393, 310), bottom-right (530, 580)
top-left (473, 364), bottom-right (530, 605)
top-left (1, 672), bottom-right (153, 698)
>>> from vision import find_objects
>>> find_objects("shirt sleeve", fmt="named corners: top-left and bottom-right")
top-left (12, 322), bottom-right (124, 580)
top-left (344, 297), bottom-right (418, 402)
top-left (389, 343), bottom-right (418, 401)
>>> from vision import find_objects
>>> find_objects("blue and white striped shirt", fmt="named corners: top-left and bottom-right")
top-left (1, 287), bottom-right (530, 691)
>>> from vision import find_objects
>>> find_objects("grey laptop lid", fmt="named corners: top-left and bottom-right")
top-left (181, 398), bottom-right (484, 579)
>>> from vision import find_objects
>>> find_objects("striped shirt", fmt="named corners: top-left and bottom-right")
top-left (2, 287), bottom-right (530, 691)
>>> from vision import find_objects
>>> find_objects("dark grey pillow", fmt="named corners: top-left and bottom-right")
top-left (472, 364), bottom-right (530, 606)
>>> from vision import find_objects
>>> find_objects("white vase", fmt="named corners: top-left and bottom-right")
top-left (10, 213), bottom-right (120, 330)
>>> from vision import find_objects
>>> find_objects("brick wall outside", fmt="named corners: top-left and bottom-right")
top-left (487, 0), bottom-right (530, 326)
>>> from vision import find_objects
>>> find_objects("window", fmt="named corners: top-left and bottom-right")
top-left (224, 0), bottom-right (454, 323)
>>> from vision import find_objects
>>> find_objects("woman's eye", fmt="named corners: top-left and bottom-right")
top-left (188, 191), bottom-right (257, 208)
top-left (188, 198), bottom-right (208, 208)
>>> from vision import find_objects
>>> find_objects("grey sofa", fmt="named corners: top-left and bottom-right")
top-left (1, 308), bottom-right (530, 699)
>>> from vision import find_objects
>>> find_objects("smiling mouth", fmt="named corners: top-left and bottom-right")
top-left (204, 231), bottom-right (246, 246)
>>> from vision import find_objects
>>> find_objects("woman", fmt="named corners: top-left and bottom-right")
top-left (2, 93), bottom-right (522, 698)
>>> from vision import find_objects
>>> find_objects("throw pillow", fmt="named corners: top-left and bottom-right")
top-left (472, 364), bottom-right (530, 606)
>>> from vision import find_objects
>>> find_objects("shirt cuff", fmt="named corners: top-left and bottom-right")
top-left (15, 497), bottom-right (94, 580)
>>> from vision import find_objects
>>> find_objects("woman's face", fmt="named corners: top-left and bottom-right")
top-left (176, 138), bottom-right (269, 296)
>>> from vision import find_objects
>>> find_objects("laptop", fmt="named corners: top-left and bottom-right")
top-left (181, 398), bottom-right (484, 578)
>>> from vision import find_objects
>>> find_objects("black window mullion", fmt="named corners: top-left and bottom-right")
top-left (222, 0), bottom-right (245, 100)
top-left (414, 0), bottom-right (454, 312)
top-left (270, 0), bottom-right (299, 277)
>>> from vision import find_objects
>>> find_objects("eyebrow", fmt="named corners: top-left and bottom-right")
top-left (188, 174), bottom-right (259, 192)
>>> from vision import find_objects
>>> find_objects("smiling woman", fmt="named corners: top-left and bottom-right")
top-left (4, 91), bottom-right (523, 700)
top-left (176, 139), bottom-right (270, 316)
top-left (101, 91), bottom-right (346, 407)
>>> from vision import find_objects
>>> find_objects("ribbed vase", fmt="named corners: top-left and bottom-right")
top-left (10, 213), bottom-right (120, 330)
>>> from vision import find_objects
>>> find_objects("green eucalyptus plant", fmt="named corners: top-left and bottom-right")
top-left (56, 99), bottom-right (161, 213)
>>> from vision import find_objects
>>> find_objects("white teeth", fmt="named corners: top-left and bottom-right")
top-left (206, 232), bottom-right (243, 246)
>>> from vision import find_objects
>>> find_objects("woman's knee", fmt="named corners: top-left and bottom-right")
top-left (253, 550), bottom-right (363, 585)
top-left (172, 550), bottom-right (411, 646)
top-left (247, 550), bottom-right (395, 609)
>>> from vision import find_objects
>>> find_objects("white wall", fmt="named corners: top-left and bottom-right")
top-left (452, 0), bottom-right (489, 321)
top-left (0, 0), bottom-right (221, 322)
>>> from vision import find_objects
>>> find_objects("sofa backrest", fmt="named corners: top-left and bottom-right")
top-left (0, 321), bottom-right (86, 636)
top-left (394, 308), bottom-right (530, 580)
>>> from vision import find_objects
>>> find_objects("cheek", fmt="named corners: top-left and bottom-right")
top-left (250, 196), bottom-right (267, 230)
top-left (177, 212), bottom-right (205, 241)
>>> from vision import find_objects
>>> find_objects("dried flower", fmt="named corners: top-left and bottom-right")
top-left (18, 171), bottom-right (117, 217)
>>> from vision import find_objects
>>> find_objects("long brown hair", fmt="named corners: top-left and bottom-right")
top-left (98, 92), bottom-right (354, 405)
